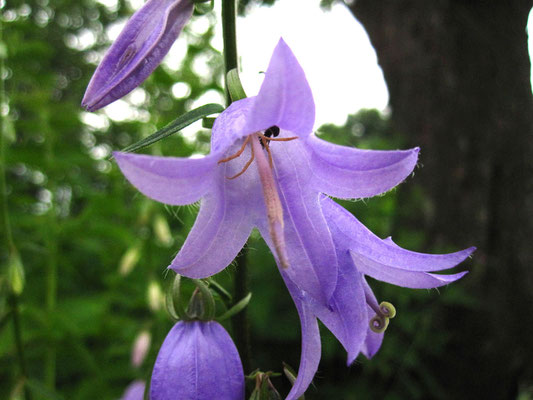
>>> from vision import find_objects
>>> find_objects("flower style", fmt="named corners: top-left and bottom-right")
top-left (82, 0), bottom-right (193, 111)
top-left (150, 320), bottom-right (244, 400)
top-left (113, 39), bottom-right (474, 399)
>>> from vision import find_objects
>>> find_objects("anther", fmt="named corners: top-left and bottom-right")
top-left (264, 125), bottom-right (280, 138)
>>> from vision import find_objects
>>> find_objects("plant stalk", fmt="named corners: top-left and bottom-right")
top-left (221, 0), bottom-right (252, 373)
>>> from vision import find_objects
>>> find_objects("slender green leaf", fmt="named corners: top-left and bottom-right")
top-left (121, 103), bottom-right (224, 153)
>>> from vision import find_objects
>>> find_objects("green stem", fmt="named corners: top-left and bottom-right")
top-left (221, 0), bottom-right (252, 373)
top-left (222, 0), bottom-right (238, 105)
top-left (9, 295), bottom-right (32, 400)
top-left (42, 109), bottom-right (57, 390)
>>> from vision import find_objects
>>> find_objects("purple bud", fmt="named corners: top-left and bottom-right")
top-left (120, 380), bottom-right (145, 400)
top-left (131, 330), bottom-right (151, 368)
top-left (150, 321), bottom-right (245, 400)
top-left (82, 0), bottom-right (193, 111)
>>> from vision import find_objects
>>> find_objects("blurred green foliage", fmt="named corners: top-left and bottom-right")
top-left (0, 1), bottom-right (474, 399)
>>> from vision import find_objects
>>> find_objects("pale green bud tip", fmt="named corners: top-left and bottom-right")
top-left (8, 251), bottom-right (25, 295)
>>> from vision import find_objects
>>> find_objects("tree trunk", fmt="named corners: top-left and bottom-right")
top-left (349, 1), bottom-right (533, 397)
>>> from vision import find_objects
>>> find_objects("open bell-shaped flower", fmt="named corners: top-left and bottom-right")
top-left (82, 0), bottom-right (194, 111)
top-left (114, 38), bottom-right (420, 306)
top-left (150, 320), bottom-right (245, 400)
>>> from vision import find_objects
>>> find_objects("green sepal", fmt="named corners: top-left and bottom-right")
top-left (227, 69), bottom-right (247, 102)
top-left (217, 292), bottom-right (252, 321)
top-left (165, 274), bottom-right (188, 321)
top-left (120, 103), bottom-right (224, 153)
top-left (190, 279), bottom-right (216, 320)
top-left (248, 371), bottom-right (282, 400)
top-left (207, 277), bottom-right (232, 302)
top-left (282, 362), bottom-right (305, 400)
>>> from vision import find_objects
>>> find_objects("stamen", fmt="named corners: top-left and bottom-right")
top-left (227, 143), bottom-right (255, 180)
top-left (218, 136), bottom-right (251, 164)
top-left (256, 132), bottom-right (298, 142)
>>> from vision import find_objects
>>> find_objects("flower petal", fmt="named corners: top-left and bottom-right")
top-left (246, 38), bottom-right (315, 137)
top-left (82, 0), bottom-right (193, 111)
top-left (263, 139), bottom-right (338, 303)
top-left (321, 197), bottom-right (476, 272)
top-left (305, 249), bottom-right (368, 365)
top-left (211, 97), bottom-right (255, 155)
top-left (113, 152), bottom-right (216, 205)
top-left (360, 280), bottom-right (384, 359)
top-left (284, 280), bottom-right (321, 400)
top-left (170, 156), bottom-right (260, 277)
top-left (150, 321), bottom-right (244, 400)
top-left (351, 251), bottom-right (468, 289)
top-left (307, 135), bottom-right (420, 199)
top-left (170, 194), bottom-right (254, 278)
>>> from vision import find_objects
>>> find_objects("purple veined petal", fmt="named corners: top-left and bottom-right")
top-left (360, 280), bottom-right (384, 359)
top-left (211, 97), bottom-right (256, 155)
top-left (245, 38), bottom-right (315, 138)
top-left (283, 279), bottom-right (322, 400)
top-left (170, 153), bottom-right (261, 277)
top-left (82, 0), bottom-right (194, 111)
top-left (256, 138), bottom-right (338, 304)
top-left (150, 321), bottom-right (244, 400)
top-left (113, 152), bottom-right (217, 205)
top-left (170, 194), bottom-right (254, 278)
top-left (321, 197), bottom-right (476, 272)
top-left (120, 380), bottom-right (145, 400)
top-left (304, 248), bottom-right (368, 365)
top-left (351, 251), bottom-right (469, 289)
top-left (306, 134), bottom-right (420, 199)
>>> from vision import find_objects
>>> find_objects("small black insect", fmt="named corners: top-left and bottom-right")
top-left (264, 125), bottom-right (280, 138)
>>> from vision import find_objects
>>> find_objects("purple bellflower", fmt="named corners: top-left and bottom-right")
top-left (114, 38), bottom-right (422, 306)
top-left (120, 380), bottom-right (145, 400)
top-left (82, 0), bottom-right (194, 111)
top-left (113, 39), bottom-right (474, 399)
top-left (150, 320), bottom-right (244, 400)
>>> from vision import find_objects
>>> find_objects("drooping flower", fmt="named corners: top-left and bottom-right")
top-left (120, 380), bottom-right (145, 400)
top-left (82, 0), bottom-right (193, 111)
top-left (114, 38), bottom-right (421, 307)
top-left (278, 196), bottom-right (474, 399)
top-left (150, 320), bottom-right (244, 400)
top-left (113, 39), bottom-right (474, 399)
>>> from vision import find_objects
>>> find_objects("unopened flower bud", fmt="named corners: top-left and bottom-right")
top-left (131, 330), bottom-right (151, 368)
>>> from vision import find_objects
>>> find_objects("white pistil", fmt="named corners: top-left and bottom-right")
top-left (250, 135), bottom-right (290, 269)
